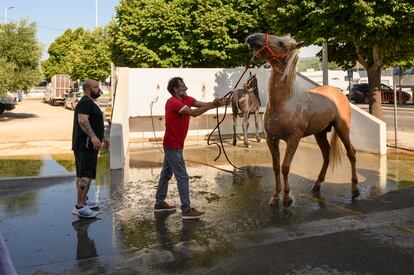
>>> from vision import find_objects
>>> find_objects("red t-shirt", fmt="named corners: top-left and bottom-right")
top-left (163, 96), bottom-right (196, 149)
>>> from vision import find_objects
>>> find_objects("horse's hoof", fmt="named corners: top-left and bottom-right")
top-left (283, 198), bottom-right (293, 208)
top-left (244, 144), bottom-right (252, 148)
top-left (232, 141), bottom-right (236, 146)
top-left (269, 197), bottom-right (279, 206)
top-left (311, 185), bottom-right (321, 194)
top-left (352, 189), bottom-right (360, 199)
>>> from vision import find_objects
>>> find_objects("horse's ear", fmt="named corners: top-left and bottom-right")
top-left (295, 41), bottom-right (305, 49)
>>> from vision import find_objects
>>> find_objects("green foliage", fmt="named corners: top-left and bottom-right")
top-left (297, 57), bottom-right (321, 72)
top-left (0, 20), bottom-right (42, 96)
top-left (42, 28), bottom-right (84, 80)
top-left (297, 57), bottom-right (340, 72)
top-left (109, 0), bottom-right (271, 68)
top-left (0, 58), bottom-right (16, 95)
top-left (265, 0), bottom-right (414, 69)
top-left (42, 28), bottom-right (111, 82)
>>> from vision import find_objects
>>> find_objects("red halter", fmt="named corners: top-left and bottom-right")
top-left (254, 34), bottom-right (285, 61)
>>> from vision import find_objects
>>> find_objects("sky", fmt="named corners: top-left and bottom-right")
top-left (1, 0), bottom-right (320, 60)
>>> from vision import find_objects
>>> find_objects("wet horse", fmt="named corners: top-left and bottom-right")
top-left (232, 74), bottom-right (262, 147)
top-left (246, 33), bottom-right (359, 207)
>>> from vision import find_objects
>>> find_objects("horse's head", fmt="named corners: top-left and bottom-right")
top-left (246, 33), bottom-right (304, 63)
top-left (244, 74), bottom-right (257, 92)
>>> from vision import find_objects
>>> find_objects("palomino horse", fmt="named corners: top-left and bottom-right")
top-left (246, 33), bottom-right (359, 207)
top-left (232, 73), bottom-right (262, 147)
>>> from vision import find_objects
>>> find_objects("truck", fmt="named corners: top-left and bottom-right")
top-left (44, 75), bottom-right (75, 106)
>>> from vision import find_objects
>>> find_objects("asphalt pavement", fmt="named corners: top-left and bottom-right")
top-left (358, 104), bottom-right (414, 150)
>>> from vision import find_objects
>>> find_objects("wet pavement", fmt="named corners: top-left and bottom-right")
top-left (0, 141), bottom-right (414, 274)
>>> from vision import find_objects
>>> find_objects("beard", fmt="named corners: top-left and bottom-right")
top-left (178, 90), bottom-right (187, 97)
top-left (91, 90), bottom-right (102, 99)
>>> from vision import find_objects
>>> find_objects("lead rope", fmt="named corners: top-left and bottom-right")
top-left (206, 56), bottom-right (255, 170)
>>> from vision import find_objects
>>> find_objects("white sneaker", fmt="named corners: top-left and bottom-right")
top-left (72, 205), bottom-right (96, 219)
top-left (85, 200), bottom-right (99, 210)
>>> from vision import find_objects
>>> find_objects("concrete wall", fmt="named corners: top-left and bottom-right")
top-left (128, 67), bottom-right (269, 140)
top-left (128, 68), bottom-right (269, 117)
top-left (110, 67), bottom-right (130, 169)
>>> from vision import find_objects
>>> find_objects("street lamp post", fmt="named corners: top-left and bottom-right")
top-left (95, 0), bottom-right (98, 28)
top-left (4, 6), bottom-right (14, 24)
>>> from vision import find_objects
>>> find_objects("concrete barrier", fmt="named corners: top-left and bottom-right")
top-left (110, 67), bottom-right (130, 169)
top-left (349, 104), bottom-right (387, 154)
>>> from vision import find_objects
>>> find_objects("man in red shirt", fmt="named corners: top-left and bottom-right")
top-left (154, 77), bottom-right (229, 220)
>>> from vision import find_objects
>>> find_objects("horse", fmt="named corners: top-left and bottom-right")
top-left (231, 73), bottom-right (262, 147)
top-left (245, 33), bottom-right (359, 207)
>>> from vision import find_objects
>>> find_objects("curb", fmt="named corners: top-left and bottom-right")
top-left (387, 144), bottom-right (414, 153)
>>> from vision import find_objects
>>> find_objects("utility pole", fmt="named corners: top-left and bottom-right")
top-left (4, 6), bottom-right (14, 24)
top-left (322, 42), bottom-right (329, 85)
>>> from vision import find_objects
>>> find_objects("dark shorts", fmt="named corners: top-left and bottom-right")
top-left (74, 150), bottom-right (99, 179)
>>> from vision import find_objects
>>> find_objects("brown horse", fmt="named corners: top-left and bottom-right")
top-left (246, 33), bottom-right (359, 207)
top-left (232, 74), bottom-right (262, 147)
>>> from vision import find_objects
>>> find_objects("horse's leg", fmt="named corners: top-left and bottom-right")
top-left (267, 137), bottom-right (281, 206)
top-left (232, 113), bottom-right (237, 146)
top-left (281, 137), bottom-right (301, 207)
top-left (311, 131), bottom-right (330, 193)
top-left (242, 112), bottom-right (250, 147)
top-left (334, 121), bottom-right (359, 198)
top-left (254, 111), bottom-right (261, 142)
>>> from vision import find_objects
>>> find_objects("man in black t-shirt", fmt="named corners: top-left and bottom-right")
top-left (71, 79), bottom-right (108, 218)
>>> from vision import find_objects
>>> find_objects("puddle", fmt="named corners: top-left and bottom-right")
top-left (1, 143), bottom-right (414, 274)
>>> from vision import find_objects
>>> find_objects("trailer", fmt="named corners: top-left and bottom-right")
top-left (44, 75), bottom-right (74, 106)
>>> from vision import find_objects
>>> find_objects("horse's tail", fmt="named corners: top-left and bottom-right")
top-left (329, 129), bottom-right (343, 171)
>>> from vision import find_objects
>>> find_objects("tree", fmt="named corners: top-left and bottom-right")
top-left (297, 57), bottom-right (340, 72)
top-left (0, 58), bottom-right (16, 95)
top-left (109, 0), bottom-right (270, 68)
top-left (265, 0), bottom-right (414, 118)
top-left (42, 28), bottom-right (85, 80)
top-left (0, 20), bottom-right (42, 96)
top-left (42, 28), bottom-right (111, 82)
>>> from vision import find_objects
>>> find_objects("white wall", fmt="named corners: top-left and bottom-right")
top-left (128, 68), bottom-right (269, 116)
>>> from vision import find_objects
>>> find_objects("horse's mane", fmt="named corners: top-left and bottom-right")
top-left (278, 49), bottom-right (299, 96)
top-left (267, 35), bottom-right (301, 96)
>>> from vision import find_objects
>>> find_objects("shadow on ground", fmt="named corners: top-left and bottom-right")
top-left (0, 112), bottom-right (38, 121)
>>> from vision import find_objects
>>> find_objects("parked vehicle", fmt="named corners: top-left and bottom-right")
top-left (350, 83), bottom-right (411, 104)
top-left (64, 91), bottom-right (83, 110)
top-left (0, 95), bottom-right (16, 115)
top-left (44, 75), bottom-right (75, 106)
top-left (29, 87), bottom-right (46, 99)
top-left (104, 103), bottom-right (112, 124)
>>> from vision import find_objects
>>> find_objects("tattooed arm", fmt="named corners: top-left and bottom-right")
top-left (78, 114), bottom-right (96, 137)
top-left (78, 114), bottom-right (102, 150)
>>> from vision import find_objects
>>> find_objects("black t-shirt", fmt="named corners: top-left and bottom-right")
top-left (72, 96), bottom-right (104, 151)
